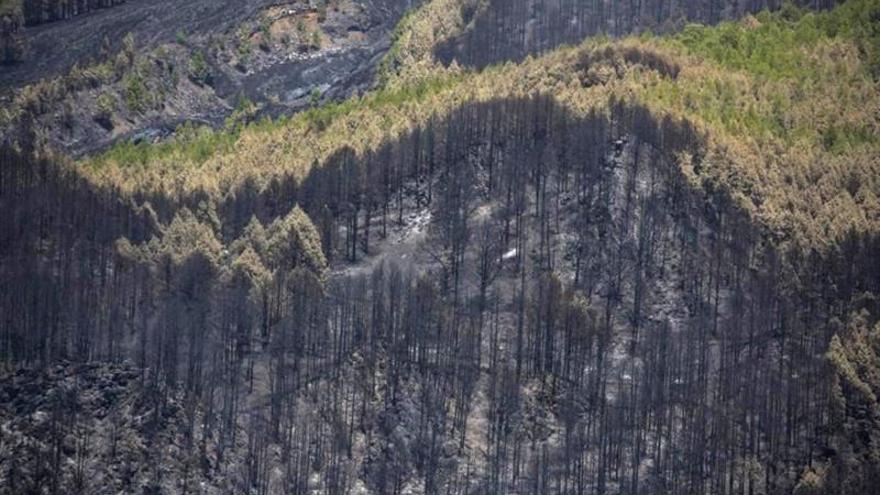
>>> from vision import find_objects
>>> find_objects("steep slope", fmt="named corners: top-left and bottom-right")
top-left (0, 0), bottom-right (879, 493)
top-left (3, 92), bottom-right (877, 493)
top-left (1, 0), bottom-right (278, 88)
top-left (0, 0), bottom-right (419, 156)
top-left (432, 0), bottom-right (845, 69)
top-left (82, 0), bottom-right (880, 252)
top-left (378, 0), bottom-right (853, 84)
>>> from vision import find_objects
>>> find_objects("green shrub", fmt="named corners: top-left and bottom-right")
top-left (225, 94), bottom-right (258, 130)
top-left (122, 33), bottom-right (136, 66)
top-left (309, 88), bottom-right (322, 107)
top-left (259, 19), bottom-right (272, 51)
top-left (95, 92), bottom-right (116, 128)
top-left (188, 51), bottom-right (211, 86)
top-left (123, 73), bottom-right (149, 113)
top-left (237, 28), bottom-right (252, 57)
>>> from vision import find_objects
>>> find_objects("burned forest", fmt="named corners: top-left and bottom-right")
top-left (2, 0), bottom-right (880, 494)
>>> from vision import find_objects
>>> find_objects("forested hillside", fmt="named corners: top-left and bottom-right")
top-left (1, 0), bottom-right (879, 494)
top-left (431, 0), bottom-right (845, 69)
